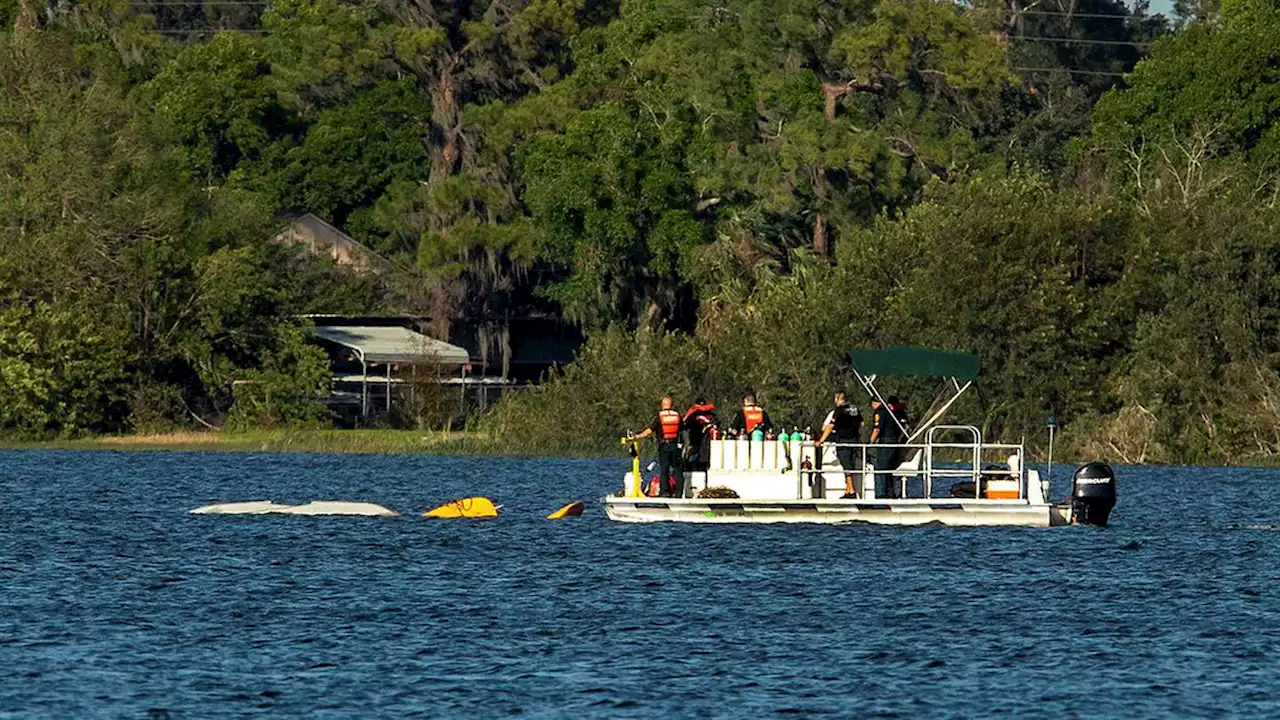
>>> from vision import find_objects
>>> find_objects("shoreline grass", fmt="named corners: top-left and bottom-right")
top-left (0, 429), bottom-right (616, 457)
top-left (2, 429), bottom-right (1273, 467)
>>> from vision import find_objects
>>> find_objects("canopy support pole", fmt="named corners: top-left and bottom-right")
top-left (852, 369), bottom-right (909, 437)
top-left (907, 380), bottom-right (972, 443)
top-left (358, 349), bottom-right (368, 421)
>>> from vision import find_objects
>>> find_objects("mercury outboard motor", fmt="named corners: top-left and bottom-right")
top-left (1071, 462), bottom-right (1117, 527)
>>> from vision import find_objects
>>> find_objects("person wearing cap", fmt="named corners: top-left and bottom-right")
top-left (870, 395), bottom-right (908, 498)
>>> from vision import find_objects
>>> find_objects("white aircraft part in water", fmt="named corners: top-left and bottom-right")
top-left (189, 500), bottom-right (398, 516)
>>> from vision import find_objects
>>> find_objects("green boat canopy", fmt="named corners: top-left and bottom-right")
top-left (847, 347), bottom-right (980, 382)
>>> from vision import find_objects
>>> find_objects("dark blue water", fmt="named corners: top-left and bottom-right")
top-left (1, 451), bottom-right (1277, 717)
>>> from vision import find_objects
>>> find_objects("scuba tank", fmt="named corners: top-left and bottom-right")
top-left (778, 429), bottom-right (792, 472)
top-left (762, 428), bottom-right (777, 468)
top-left (735, 429), bottom-right (750, 469)
top-left (708, 425), bottom-right (724, 470)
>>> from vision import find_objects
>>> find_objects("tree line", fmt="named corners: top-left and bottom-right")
top-left (3, 0), bottom-right (1279, 464)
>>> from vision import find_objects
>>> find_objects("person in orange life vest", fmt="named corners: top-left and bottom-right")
top-left (728, 392), bottom-right (773, 435)
top-left (683, 398), bottom-right (718, 471)
top-left (634, 396), bottom-right (686, 498)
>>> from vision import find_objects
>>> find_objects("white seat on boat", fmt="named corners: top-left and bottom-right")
top-left (892, 450), bottom-right (924, 475)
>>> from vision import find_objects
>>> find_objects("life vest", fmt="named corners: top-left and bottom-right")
top-left (659, 409), bottom-right (682, 441)
top-left (684, 403), bottom-right (716, 423)
top-left (743, 405), bottom-right (764, 433)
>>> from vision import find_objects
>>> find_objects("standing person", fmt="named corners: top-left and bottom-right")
top-left (683, 397), bottom-right (718, 472)
top-left (729, 392), bottom-right (773, 435)
top-left (887, 395), bottom-right (911, 440)
top-left (815, 391), bottom-right (864, 499)
top-left (870, 396), bottom-right (907, 498)
top-left (634, 396), bottom-right (685, 498)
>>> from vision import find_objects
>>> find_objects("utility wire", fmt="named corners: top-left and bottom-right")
top-left (985, 9), bottom-right (1164, 20)
top-left (1011, 35), bottom-right (1153, 47)
top-left (150, 27), bottom-right (268, 33)
top-left (1011, 66), bottom-right (1128, 77)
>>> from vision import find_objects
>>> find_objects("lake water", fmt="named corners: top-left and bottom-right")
top-left (1, 450), bottom-right (1277, 717)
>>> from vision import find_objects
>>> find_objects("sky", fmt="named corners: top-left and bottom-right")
top-left (1145, 0), bottom-right (1177, 16)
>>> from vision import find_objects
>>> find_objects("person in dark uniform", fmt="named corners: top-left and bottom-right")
top-left (815, 390), bottom-right (863, 498)
top-left (729, 392), bottom-right (773, 435)
top-left (682, 398), bottom-right (718, 471)
top-left (870, 396), bottom-right (907, 498)
top-left (634, 396), bottom-right (685, 498)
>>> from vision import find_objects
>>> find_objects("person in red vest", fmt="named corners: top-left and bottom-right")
top-left (683, 397), bottom-right (718, 471)
top-left (634, 395), bottom-right (686, 498)
top-left (729, 392), bottom-right (773, 436)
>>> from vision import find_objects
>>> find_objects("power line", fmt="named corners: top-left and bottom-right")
top-left (150, 27), bottom-right (268, 33)
top-left (1011, 35), bottom-right (1153, 47)
top-left (1001, 9), bottom-right (1160, 20)
top-left (1011, 65), bottom-right (1127, 78)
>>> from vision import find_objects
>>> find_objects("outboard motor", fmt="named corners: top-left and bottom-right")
top-left (1071, 462), bottom-right (1117, 526)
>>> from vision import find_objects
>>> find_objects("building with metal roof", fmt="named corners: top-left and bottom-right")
top-left (308, 317), bottom-right (470, 422)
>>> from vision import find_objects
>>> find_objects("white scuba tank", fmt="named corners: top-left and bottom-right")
top-left (763, 438), bottom-right (777, 469)
top-left (710, 438), bottom-right (725, 470)
top-left (735, 437), bottom-right (750, 469)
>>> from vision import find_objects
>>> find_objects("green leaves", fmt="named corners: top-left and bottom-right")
top-left (1093, 0), bottom-right (1280, 173)
top-left (0, 297), bottom-right (129, 435)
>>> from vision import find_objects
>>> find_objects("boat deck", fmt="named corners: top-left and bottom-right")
top-left (603, 496), bottom-right (1069, 526)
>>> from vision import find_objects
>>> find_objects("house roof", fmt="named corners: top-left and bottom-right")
top-left (273, 213), bottom-right (391, 273)
top-left (313, 325), bottom-right (469, 365)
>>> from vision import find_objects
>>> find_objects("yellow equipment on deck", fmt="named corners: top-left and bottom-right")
top-left (423, 497), bottom-right (499, 518)
top-left (621, 435), bottom-right (644, 497)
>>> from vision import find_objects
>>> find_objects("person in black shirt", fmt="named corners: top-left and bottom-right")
top-left (815, 390), bottom-right (864, 498)
top-left (634, 395), bottom-right (685, 498)
top-left (870, 395), bottom-right (908, 498)
top-left (682, 398), bottom-right (718, 471)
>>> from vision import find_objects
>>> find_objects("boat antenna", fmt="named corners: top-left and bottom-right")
top-left (1046, 414), bottom-right (1057, 494)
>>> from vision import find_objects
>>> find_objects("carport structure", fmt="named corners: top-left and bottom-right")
top-left (312, 324), bottom-right (469, 419)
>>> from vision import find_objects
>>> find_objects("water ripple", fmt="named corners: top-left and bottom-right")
top-left (0, 451), bottom-right (1278, 717)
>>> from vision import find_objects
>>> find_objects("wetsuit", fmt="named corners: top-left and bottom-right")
top-left (683, 403), bottom-right (718, 471)
top-left (729, 405), bottom-right (773, 435)
top-left (872, 404), bottom-right (906, 498)
top-left (651, 409), bottom-right (685, 498)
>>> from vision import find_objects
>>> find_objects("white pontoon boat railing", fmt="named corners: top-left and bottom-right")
top-left (798, 425), bottom-right (1026, 500)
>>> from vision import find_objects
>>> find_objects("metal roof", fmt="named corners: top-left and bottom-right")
top-left (313, 325), bottom-right (469, 364)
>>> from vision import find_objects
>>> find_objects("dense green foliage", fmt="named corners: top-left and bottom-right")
top-left (5, 0), bottom-right (1280, 463)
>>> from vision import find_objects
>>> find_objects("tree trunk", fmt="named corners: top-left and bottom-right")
top-left (821, 82), bottom-right (851, 123)
top-left (429, 65), bottom-right (461, 188)
top-left (812, 213), bottom-right (828, 258)
top-left (15, 0), bottom-right (37, 33)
